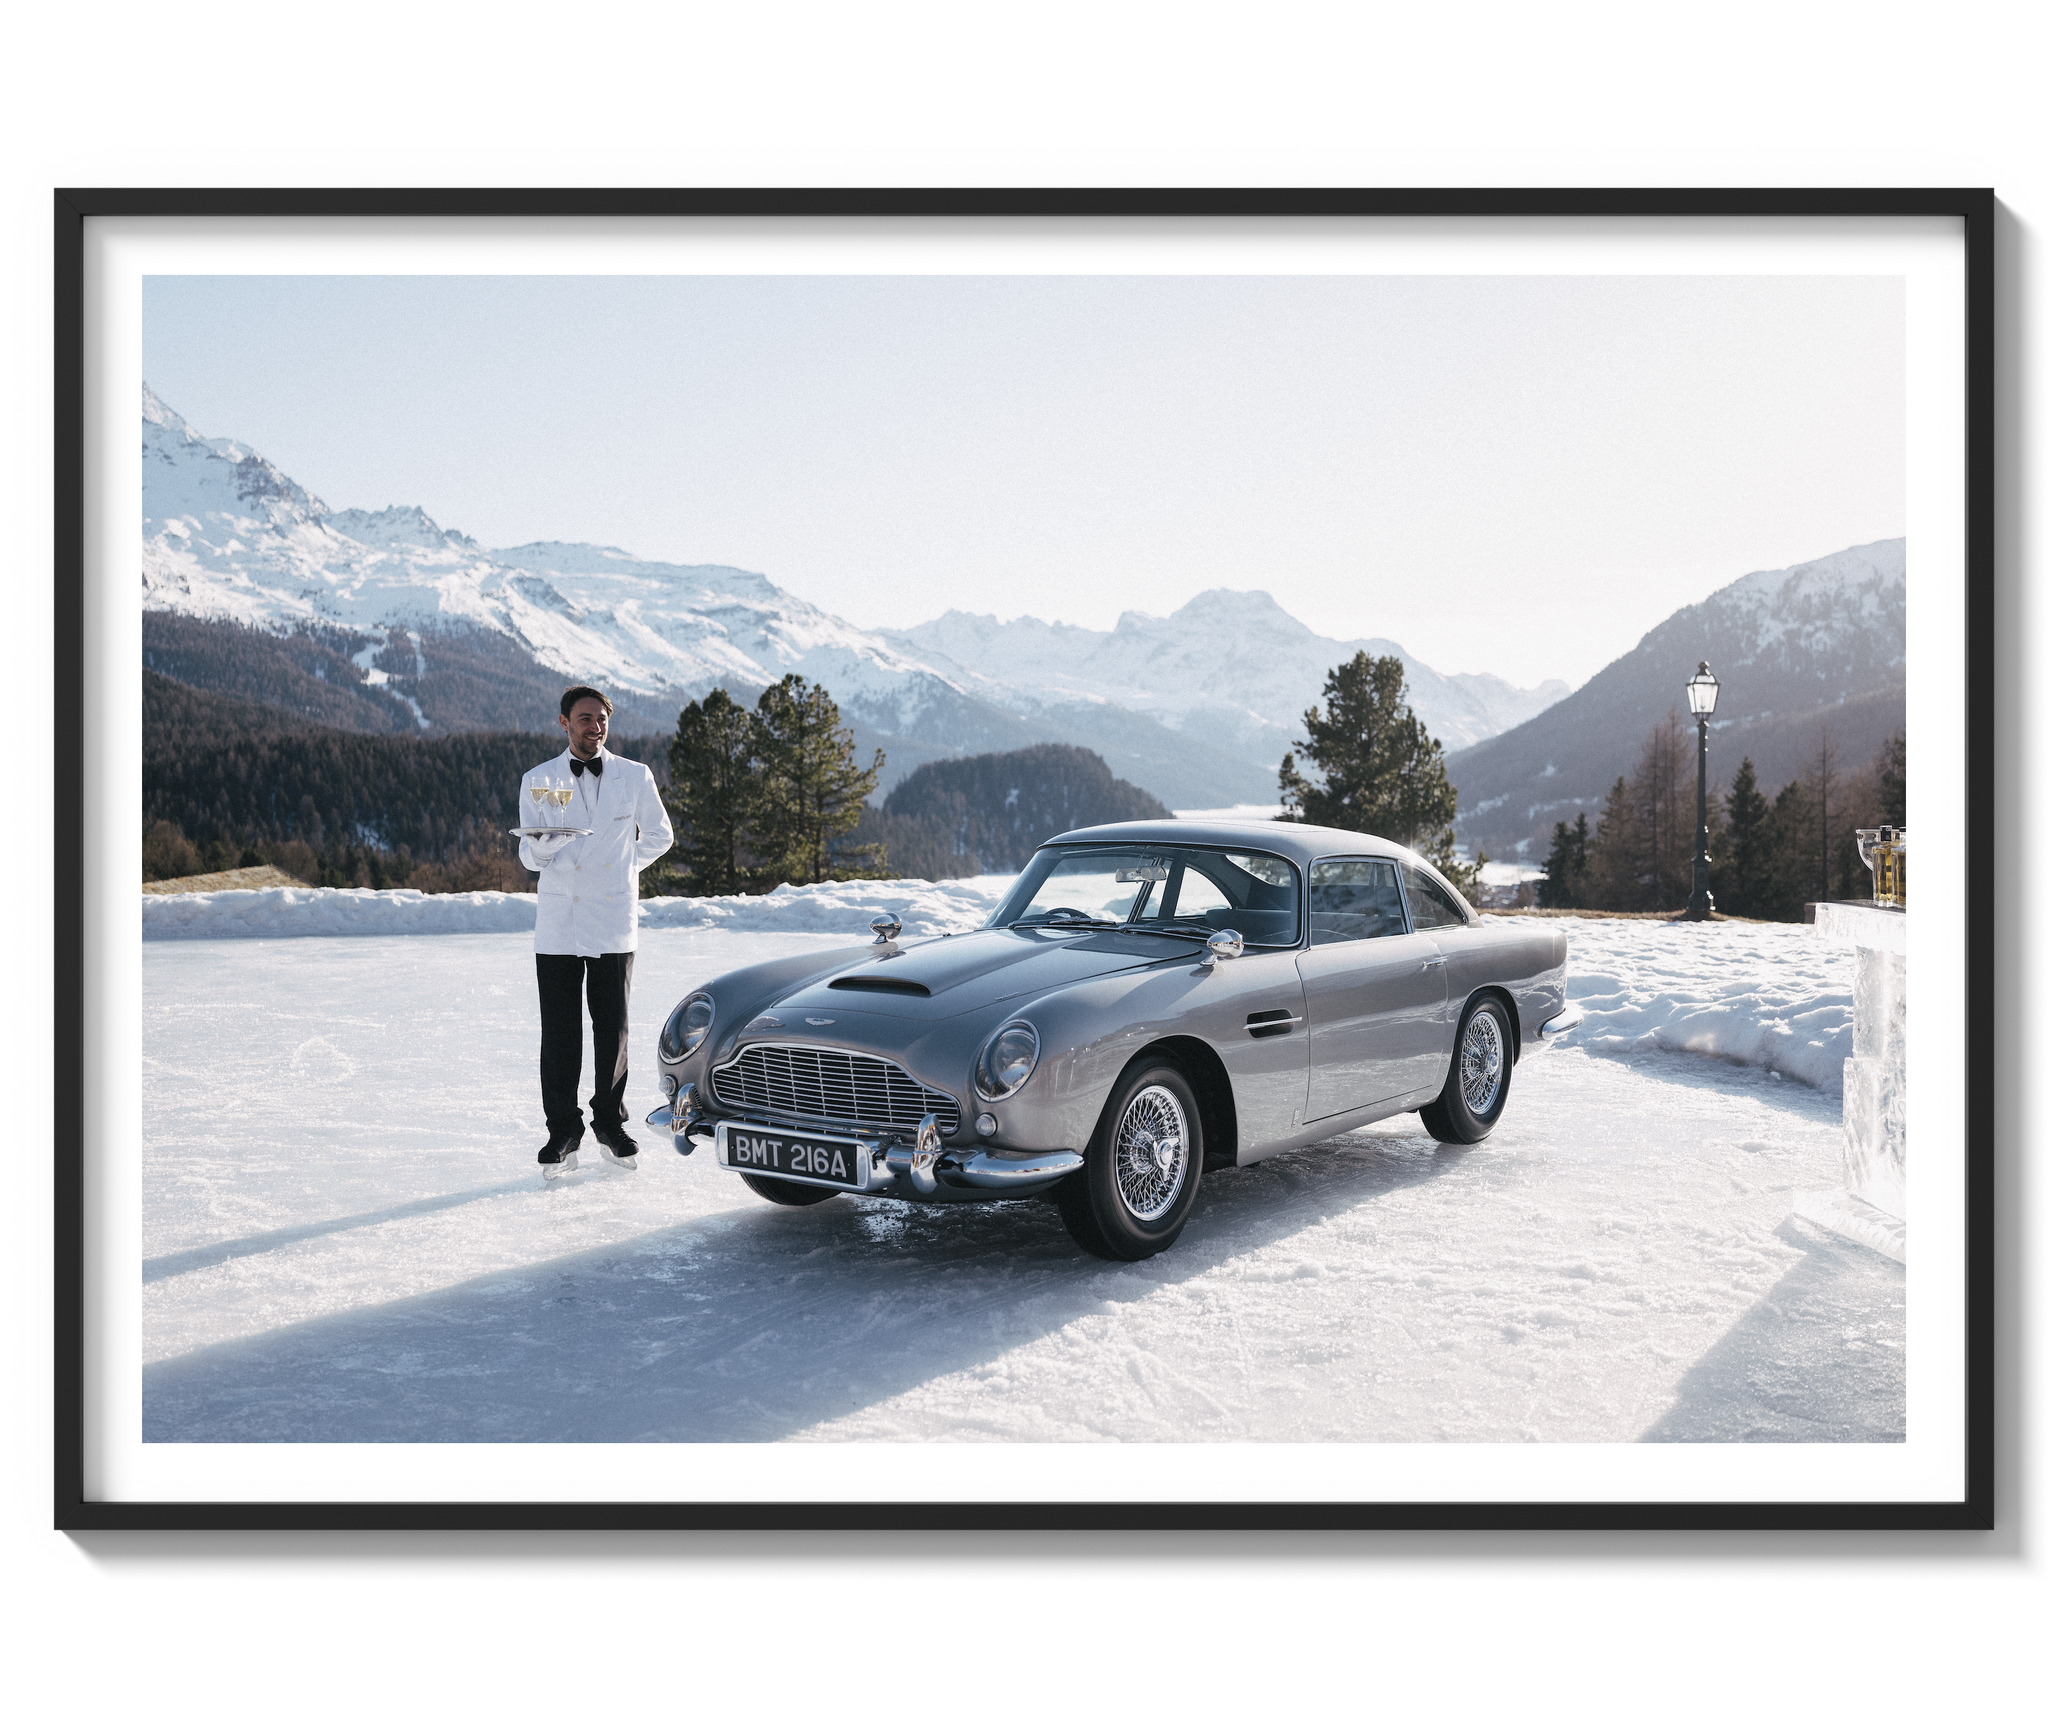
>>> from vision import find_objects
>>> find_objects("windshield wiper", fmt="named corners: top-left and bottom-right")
top-left (1012, 914), bottom-right (1243, 942)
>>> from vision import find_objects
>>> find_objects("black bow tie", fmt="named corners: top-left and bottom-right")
top-left (570, 754), bottom-right (603, 777)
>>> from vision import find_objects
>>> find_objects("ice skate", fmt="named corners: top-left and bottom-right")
top-left (538, 1135), bottom-right (583, 1181)
top-left (594, 1125), bottom-right (640, 1171)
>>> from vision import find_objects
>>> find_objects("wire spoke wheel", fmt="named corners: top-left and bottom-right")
top-left (1113, 1085), bottom-right (1189, 1220)
top-left (1458, 1008), bottom-right (1505, 1114)
top-left (1059, 1059), bottom-right (1204, 1260)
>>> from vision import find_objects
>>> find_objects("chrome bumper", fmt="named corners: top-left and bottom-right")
top-left (868, 1132), bottom-right (1084, 1197)
top-left (654, 1091), bottom-right (1085, 1200)
top-left (647, 1082), bottom-right (715, 1155)
top-left (935, 1146), bottom-right (1085, 1192)
top-left (1538, 1002), bottom-right (1586, 1041)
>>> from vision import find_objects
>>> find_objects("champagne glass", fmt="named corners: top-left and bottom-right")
top-left (528, 783), bottom-right (549, 828)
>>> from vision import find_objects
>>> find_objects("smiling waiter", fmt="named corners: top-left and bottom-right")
top-left (518, 686), bottom-right (674, 1181)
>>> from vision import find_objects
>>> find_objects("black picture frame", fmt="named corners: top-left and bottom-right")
top-left (57, 186), bottom-right (1995, 1530)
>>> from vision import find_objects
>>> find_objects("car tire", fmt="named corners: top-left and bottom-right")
top-left (740, 1172), bottom-right (840, 1207)
top-left (1057, 1059), bottom-right (1204, 1261)
top-left (1419, 994), bottom-right (1514, 1145)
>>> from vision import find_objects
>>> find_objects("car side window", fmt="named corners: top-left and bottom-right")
top-left (1401, 863), bottom-right (1469, 930)
top-left (1309, 859), bottom-right (1406, 944)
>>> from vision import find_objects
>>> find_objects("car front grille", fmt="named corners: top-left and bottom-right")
top-left (710, 1043), bottom-right (962, 1137)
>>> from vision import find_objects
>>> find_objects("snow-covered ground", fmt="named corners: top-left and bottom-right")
top-left (140, 894), bottom-right (1898, 1444)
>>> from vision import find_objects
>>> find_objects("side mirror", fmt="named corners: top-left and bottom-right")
top-left (1200, 928), bottom-right (1244, 969)
top-left (870, 912), bottom-right (903, 945)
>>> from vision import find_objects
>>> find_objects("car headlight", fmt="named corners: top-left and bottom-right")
top-left (661, 994), bottom-right (715, 1062)
top-left (975, 1020), bottom-right (1040, 1100)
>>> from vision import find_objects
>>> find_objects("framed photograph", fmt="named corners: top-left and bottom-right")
top-left (59, 188), bottom-right (1992, 1528)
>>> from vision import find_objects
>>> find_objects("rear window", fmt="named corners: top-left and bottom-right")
top-left (1401, 863), bottom-right (1470, 930)
top-left (1310, 858), bottom-right (1406, 944)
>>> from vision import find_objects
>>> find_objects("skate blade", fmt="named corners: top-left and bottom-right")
top-left (542, 1150), bottom-right (580, 1181)
top-left (598, 1145), bottom-right (639, 1171)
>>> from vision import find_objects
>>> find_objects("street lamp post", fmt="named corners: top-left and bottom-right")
top-left (1684, 661), bottom-right (1719, 921)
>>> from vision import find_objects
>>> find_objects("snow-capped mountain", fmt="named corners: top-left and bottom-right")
top-left (143, 385), bottom-right (958, 721)
top-left (139, 384), bottom-right (1555, 804)
top-left (886, 591), bottom-right (1568, 766)
top-left (1448, 538), bottom-right (1907, 858)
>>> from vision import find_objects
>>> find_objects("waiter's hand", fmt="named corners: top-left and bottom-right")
top-left (528, 832), bottom-right (577, 860)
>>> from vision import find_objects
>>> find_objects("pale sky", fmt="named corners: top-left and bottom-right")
top-left (143, 273), bottom-right (1904, 690)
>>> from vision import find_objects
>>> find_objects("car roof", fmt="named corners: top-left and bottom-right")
top-left (1047, 818), bottom-right (1417, 866)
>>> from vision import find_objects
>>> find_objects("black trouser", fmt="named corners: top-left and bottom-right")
top-left (536, 952), bottom-right (634, 1139)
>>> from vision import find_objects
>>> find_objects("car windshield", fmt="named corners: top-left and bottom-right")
top-left (993, 844), bottom-right (1301, 946)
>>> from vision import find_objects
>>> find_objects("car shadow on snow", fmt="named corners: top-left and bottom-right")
top-left (142, 1123), bottom-right (1477, 1444)
top-left (1638, 1217), bottom-right (1905, 1443)
top-left (143, 1180), bottom-right (539, 1284)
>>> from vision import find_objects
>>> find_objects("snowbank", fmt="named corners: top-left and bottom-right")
top-left (1538, 915), bottom-right (1854, 1093)
top-left (142, 874), bottom-right (1017, 943)
top-left (141, 885), bottom-right (538, 940)
top-left (642, 876), bottom-right (1013, 937)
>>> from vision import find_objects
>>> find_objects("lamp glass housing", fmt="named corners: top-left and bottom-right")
top-left (1685, 662), bottom-right (1720, 717)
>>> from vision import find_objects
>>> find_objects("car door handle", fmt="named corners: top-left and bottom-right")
top-left (1419, 955), bottom-right (1447, 971)
top-left (1245, 1010), bottom-right (1303, 1038)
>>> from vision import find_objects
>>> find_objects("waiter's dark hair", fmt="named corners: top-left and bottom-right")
top-left (559, 685), bottom-right (613, 719)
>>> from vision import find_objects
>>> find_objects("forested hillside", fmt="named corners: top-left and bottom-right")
top-left (142, 673), bottom-right (667, 888)
top-left (145, 674), bottom-right (1173, 891)
top-left (875, 743), bottom-right (1169, 874)
top-left (144, 610), bottom-right (679, 736)
top-left (1448, 539), bottom-right (1905, 859)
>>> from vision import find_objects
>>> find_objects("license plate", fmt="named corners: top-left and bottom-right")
top-left (715, 1122), bottom-right (869, 1191)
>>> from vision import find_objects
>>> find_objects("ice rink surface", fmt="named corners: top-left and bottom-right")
top-left (141, 914), bottom-right (1902, 1443)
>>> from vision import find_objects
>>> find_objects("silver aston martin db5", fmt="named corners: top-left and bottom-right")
top-left (650, 819), bottom-right (1570, 1259)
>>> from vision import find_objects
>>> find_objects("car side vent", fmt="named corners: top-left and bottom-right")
top-left (1245, 1007), bottom-right (1299, 1040)
top-left (829, 976), bottom-right (934, 997)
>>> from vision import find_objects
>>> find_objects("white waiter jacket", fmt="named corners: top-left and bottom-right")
top-left (517, 747), bottom-right (674, 956)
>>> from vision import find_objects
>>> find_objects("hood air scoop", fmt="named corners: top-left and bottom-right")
top-left (829, 975), bottom-right (934, 997)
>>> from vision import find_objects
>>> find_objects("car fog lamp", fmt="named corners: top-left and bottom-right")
top-left (975, 1021), bottom-right (1040, 1100)
top-left (975, 1113), bottom-right (998, 1138)
top-left (661, 994), bottom-right (715, 1061)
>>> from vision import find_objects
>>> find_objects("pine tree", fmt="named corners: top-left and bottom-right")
top-left (664, 686), bottom-right (767, 896)
top-left (1277, 650), bottom-right (1476, 893)
top-left (1585, 774), bottom-right (1645, 909)
top-left (1805, 724), bottom-right (1841, 905)
top-left (1720, 756), bottom-right (1769, 918)
top-left (1760, 778), bottom-right (1811, 921)
top-left (1875, 729), bottom-right (1906, 824)
top-left (1631, 709), bottom-right (1690, 910)
top-left (1536, 812), bottom-right (1590, 908)
top-left (753, 675), bottom-right (889, 885)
